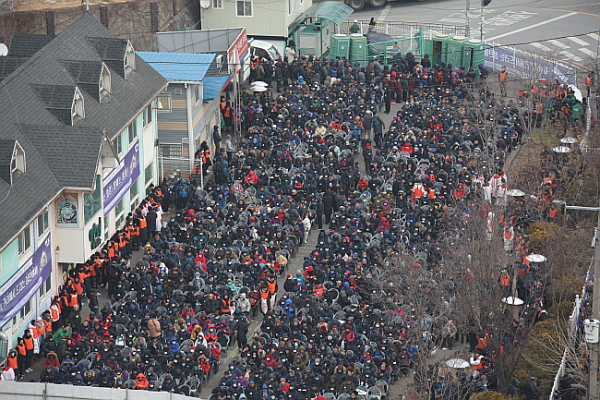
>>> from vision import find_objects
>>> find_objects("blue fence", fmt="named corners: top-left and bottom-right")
top-left (485, 44), bottom-right (577, 85)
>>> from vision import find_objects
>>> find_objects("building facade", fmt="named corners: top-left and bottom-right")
top-left (200, 0), bottom-right (312, 40)
top-left (0, 13), bottom-right (167, 357)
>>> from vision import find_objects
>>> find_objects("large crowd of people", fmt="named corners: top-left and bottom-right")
top-left (2, 50), bottom-right (576, 400)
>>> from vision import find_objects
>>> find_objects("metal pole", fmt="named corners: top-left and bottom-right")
top-left (465, 0), bottom-right (471, 39)
top-left (590, 198), bottom-right (600, 400)
top-left (200, 149), bottom-right (204, 190)
top-left (480, 3), bottom-right (484, 41)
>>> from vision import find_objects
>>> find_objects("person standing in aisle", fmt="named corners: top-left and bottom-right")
top-left (499, 66), bottom-right (508, 97)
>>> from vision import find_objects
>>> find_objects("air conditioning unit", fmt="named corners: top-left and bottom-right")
top-left (216, 54), bottom-right (223, 70)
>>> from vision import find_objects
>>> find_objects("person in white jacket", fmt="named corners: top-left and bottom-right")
top-left (237, 293), bottom-right (251, 316)
top-left (302, 215), bottom-right (312, 244)
top-left (1, 366), bottom-right (15, 381)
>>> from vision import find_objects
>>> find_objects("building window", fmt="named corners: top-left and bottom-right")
top-left (125, 41), bottom-right (136, 71)
top-left (143, 104), bottom-right (153, 127)
top-left (158, 94), bottom-right (171, 111)
top-left (100, 63), bottom-right (111, 96)
top-left (39, 274), bottom-right (52, 298)
top-left (194, 85), bottom-right (201, 103)
top-left (113, 133), bottom-right (123, 155)
top-left (236, 0), bottom-right (252, 16)
top-left (130, 182), bottom-right (140, 212)
top-left (289, 0), bottom-right (292, 14)
top-left (160, 144), bottom-right (183, 158)
top-left (213, 0), bottom-right (222, 8)
top-left (71, 89), bottom-right (85, 123)
top-left (37, 210), bottom-right (49, 236)
top-left (103, 216), bottom-right (109, 240)
top-left (129, 119), bottom-right (138, 144)
top-left (84, 175), bottom-right (102, 224)
top-left (19, 299), bottom-right (32, 320)
top-left (145, 162), bottom-right (154, 187)
top-left (18, 226), bottom-right (31, 255)
top-left (115, 198), bottom-right (125, 229)
top-left (12, 142), bottom-right (26, 174)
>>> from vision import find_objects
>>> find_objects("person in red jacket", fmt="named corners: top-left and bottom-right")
top-left (134, 373), bottom-right (149, 390)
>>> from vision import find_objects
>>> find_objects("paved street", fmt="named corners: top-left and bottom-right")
top-left (344, 0), bottom-right (600, 68)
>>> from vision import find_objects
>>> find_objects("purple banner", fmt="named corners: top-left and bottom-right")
top-left (0, 233), bottom-right (53, 327)
top-left (103, 139), bottom-right (140, 215)
top-left (485, 45), bottom-right (576, 85)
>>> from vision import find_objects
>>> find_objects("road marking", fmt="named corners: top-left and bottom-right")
top-left (548, 40), bottom-right (570, 49)
top-left (541, 8), bottom-right (600, 17)
top-left (588, 33), bottom-right (600, 42)
top-left (546, 2), bottom-right (600, 7)
top-left (378, 4), bottom-right (392, 23)
top-left (580, 47), bottom-right (597, 57)
top-left (559, 50), bottom-right (583, 62)
top-left (566, 36), bottom-right (590, 46)
top-left (486, 12), bottom-right (577, 41)
top-left (530, 42), bottom-right (552, 52)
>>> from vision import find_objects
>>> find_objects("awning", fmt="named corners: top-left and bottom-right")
top-left (291, 1), bottom-right (353, 27)
top-left (203, 75), bottom-right (232, 101)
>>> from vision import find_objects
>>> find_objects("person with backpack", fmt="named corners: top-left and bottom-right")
top-left (174, 180), bottom-right (189, 210)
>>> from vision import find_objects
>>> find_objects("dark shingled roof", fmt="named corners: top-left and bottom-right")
top-left (0, 12), bottom-right (167, 251)
top-left (0, 57), bottom-right (28, 81)
top-left (61, 60), bottom-right (104, 101)
top-left (86, 37), bottom-right (128, 78)
top-left (8, 33), bottom-right (56, 58)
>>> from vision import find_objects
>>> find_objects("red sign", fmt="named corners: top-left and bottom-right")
top-left (229, 27), bottom-right (249, 60)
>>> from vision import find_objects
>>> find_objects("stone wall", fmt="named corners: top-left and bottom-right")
top-left (0, 0), bottom-right (200, 51)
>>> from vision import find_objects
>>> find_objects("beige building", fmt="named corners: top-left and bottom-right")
top-left (200, 0), bottom-right (313, 39)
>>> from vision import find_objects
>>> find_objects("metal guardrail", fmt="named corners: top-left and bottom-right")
top-left (548, 263), bottom-right (592, 399)
top-left (336, 20), bottom-right (467, 38)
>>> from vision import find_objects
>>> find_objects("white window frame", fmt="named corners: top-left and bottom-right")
top-left (37, 209), bottom-right (49, 237)
top-left (236, 0), bottom-right (253, 17)
top-left (19, 299), bottom-right (32, 321)
top-left (12, 141), bottom-right (26, 175)
top-left (160, 144), bottom-right (183, 158)
top-left (113, 132), bottom-right (123, 155)
top-left (212, 0), bottom-right (222, 8)
top-left (100, 63), bottom-right (112, 97)
top-left (39, 274), bottom-right (52, 298)
top-left (158, 94), bottom-right (172, 112)
top-left (17, 226), bottom-right (31, 256)
top-left (125, 41), bottom-right (136, 71)
top-left (71, 88), bottom-right (85, 123)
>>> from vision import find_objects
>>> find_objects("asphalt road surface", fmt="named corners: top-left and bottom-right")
top-left (344, 0), bottom-right (600, 69)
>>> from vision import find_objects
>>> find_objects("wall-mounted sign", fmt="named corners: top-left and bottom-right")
top-left (57, 196), bottom-right (78, 224)
top-left (0, 234), bottom-right (52, 328)
top-left (102, 139), bottom-right (140, 215)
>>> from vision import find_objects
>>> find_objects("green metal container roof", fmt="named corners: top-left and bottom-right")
top-left (292, 1), bottom-right (354, 27)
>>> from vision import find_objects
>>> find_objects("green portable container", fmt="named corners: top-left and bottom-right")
top-left (330, 34), bottom-right (350, 60)
top-left (431, 34), bottom-right (450, 66)
top-left (349, 34), bottom-right (367, 64)
top-left (463, 39), bottom-right (485, 77)
top-left (448, 36), bottom-right (467, 71)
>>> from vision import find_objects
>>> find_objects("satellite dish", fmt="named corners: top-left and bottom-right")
top-left (200, 0), bottom-right (210, 8)
top-left (0, 44), bottom-right (8, 57)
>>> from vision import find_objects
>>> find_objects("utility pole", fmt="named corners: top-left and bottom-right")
top-left (573, 200), bottom-right (600, 400)
top-left (591, 199), bottom-right (600, 400)
top-left (465, 0), bottom-right (471, 39)
top-left (480, 0), bottom-right (491, 41)
top-left (480, 3), bottom-right (484, 41)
